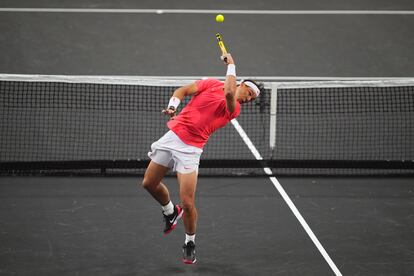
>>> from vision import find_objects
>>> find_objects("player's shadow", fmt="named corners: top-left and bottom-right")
top-left (158, 261), bottom-right (247, 276)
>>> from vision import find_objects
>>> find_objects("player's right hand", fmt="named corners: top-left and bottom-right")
top-left (221, 53), bottom-right (234, 65)
top-left (161, 107), bottom-right (176, 118)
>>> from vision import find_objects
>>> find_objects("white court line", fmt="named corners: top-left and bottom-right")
top-left (231, 119), bottom-right (343, 276)
top-left (0, 8), bottom-right (413, 15)
top-left (116, 76), bottom-right (414, 81)
top-left (2, 74), bottom-right (412, 82)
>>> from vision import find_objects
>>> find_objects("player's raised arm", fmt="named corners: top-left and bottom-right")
top-left (222, 53), bottom-right (237, 113)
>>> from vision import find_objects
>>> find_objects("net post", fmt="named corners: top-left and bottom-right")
top-left (269, 82), bottom-right (278, 150)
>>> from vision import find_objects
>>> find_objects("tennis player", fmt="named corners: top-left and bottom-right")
top-left (141, 53), bottom-right (263, 264)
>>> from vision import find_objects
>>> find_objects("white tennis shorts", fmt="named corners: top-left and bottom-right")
top-left (148, 130), bottom-right (203, 174)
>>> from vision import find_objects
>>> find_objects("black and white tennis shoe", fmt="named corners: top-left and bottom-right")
top-left (182, 241), bottom-right (196, 264)
top-left (163, 205), bottom-right (183, 234)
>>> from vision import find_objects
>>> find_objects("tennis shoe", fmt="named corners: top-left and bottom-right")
top-left (163, 205), bottom-right (183, 234)
top-left (182, 241), bottom-right (196, 264)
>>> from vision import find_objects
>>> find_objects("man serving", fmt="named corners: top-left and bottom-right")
top-left (141, 52), bottom-right (263, 264)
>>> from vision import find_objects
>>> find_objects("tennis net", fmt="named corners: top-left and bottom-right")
top-left (1, 74), bottom-right (413, 176)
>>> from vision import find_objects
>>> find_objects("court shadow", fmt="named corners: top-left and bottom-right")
top-left (155, 261), bottom-right (247, 276)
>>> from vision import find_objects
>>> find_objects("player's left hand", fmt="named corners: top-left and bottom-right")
top-left (161, 107), bottom-right (176, 118)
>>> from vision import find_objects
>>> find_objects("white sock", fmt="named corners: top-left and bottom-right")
top-left (162, 201), bottom-right (174, 216)
top-left (185, 233), bottom-right (196, 245)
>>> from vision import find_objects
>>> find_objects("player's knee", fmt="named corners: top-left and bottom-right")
top-left (181, 197), bottom-right (195, 212)
top-left (141, 177), bottom-right (156, 190)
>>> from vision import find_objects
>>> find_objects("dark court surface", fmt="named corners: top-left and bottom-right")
top-left (0, 176), bottom-right (413, 275)
top-left (1, 1), bottom-right (414, 275)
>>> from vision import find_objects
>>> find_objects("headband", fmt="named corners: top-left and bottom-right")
top-left (242, 80), bottom-right (260, 97)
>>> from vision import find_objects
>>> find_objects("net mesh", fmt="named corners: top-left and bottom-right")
top-left (1, 75), bottom-right (413, 176)
top-left (275, 85), bottom-right (414, 161)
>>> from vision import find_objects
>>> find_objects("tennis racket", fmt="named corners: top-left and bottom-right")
top-left (216, 33), bottom-right (228, 62)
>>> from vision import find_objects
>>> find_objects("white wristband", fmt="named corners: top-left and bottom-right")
top-left (168, 96), bottom-right (180, 109)
top-left (226, 64), bottom-right (236, 76)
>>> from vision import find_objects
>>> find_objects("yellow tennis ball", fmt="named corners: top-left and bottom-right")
top-left (215, 14), bottom-right (224, 23)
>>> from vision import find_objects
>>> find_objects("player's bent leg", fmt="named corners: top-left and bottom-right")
top-left (141, 160), bottom-right (170, 205)
top-left (141, 161), bottom-right (183, 234)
